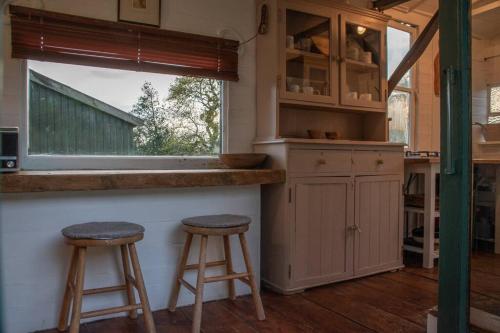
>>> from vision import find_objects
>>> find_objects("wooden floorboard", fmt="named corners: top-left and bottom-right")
top-left (37, 252), bottom-right (500, 333)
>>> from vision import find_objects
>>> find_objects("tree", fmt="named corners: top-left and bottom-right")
top-left (131, 82), bottom-right (172, 155)
top-left (131, 77), bottom-right (221, 155)
top-left (166, 76), bottom-right (221, 154)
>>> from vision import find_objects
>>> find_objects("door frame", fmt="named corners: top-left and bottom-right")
top-left (437, 0), bottom-right (471, 332)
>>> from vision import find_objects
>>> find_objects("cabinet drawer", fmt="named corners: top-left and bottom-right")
top-left (352, 151), bottom-right (403, 174)
top-left (289, 149), bottom-right (352, 174)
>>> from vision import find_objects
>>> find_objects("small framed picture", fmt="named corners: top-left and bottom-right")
top-left (118, 0), bottom-right (161, 27)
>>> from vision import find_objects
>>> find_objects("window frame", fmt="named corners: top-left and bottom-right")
top-left (19, 60), bottom-right (228, 170)
top-left (487, 83), bottom-right (500, 122)
top-left (387, 20), bottom-right (418, 150)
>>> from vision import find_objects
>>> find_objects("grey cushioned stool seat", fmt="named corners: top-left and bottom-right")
top-left (61, 221), bottom-right (145, 240)
top-left (181, 214), bottom-right (251, 228)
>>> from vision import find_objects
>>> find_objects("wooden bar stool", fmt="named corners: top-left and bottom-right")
top-left (57, 222), bottom-right (156, 333)
top-left (168, 214), bottom-right (265, 333)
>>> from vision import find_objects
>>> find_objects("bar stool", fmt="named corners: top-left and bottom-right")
top-left (57, 222), bottom-right (156, 333)
top-left (168, 214), bottom-right (265, 333)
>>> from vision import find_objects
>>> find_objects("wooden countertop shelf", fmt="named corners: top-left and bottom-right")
top-left (0, 169), bottom-right (286, 193)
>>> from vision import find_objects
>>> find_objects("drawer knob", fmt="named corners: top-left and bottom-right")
top-left (317, 159), bottom-right (327, 165)
top-left (376, 159), bottom-right (384, 165)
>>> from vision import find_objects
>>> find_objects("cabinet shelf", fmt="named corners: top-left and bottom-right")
top-left (286, 48), bottom-right (328, 61)
top-left (345, 58), bottom-right (379, 72)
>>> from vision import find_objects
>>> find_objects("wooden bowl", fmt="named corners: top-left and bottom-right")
top-left (307, 129), bottom-right (323, 139)
top-left (325, 131), bottom-right (339, 140)
top-left (219, 153), bottom-right (267, 169)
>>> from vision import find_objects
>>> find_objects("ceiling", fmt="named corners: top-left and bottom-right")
top-left (392, 0), bottom-right (500, 40)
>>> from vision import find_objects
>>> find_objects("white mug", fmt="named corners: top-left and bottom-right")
top-left (359, 93), bottom-right (372, 101)
top-left (303, 86), bottom-right (314, 94)
top-left (290, 84), bottom-right (300, 93)
top-left (361, 51), bottom-right (372, 64)
top-left (347, 91), bottom-right (358, 100)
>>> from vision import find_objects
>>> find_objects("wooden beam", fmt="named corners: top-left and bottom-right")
top-left (472, 0), bottom-right (500, 16)
top-left (373, 0), bottom-right (412, 11)
top-left (388, 10), bottom-right (439, 94)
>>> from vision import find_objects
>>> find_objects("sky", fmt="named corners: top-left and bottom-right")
top-left (29, 60), bottom-right (177, 113)
top-left (387, 26), bottom-right (411, 77)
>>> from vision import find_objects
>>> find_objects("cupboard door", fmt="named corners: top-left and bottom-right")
top-left (339, 13), bottom-right (387, 110)
top-left (354, 175), bottom-right (403, 276)
top-left (291, 177), bottom-right (354, 288)
top-left (279, 1), bottom-right (339, 104)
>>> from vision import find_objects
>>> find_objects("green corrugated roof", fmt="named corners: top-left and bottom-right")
top-left (29, 70), bottom-right (144, 127)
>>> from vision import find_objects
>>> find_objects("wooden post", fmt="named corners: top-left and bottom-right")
top-left (69, 247), bottom-right (86, 333)
top-left (168, 233), bottom-right (193, 311)
top-left (438, 0), bottom-right (471, 331)
top-left (57, 247), bottom-right (78, 331)
top-left (120, 245), bottom-right (138, 319)
top-left (223, 235), bottom-right (236, 300)
top-left (192, 235), bottom-right (208, 333)
top-left (128, 243), bottom-right (157, 333)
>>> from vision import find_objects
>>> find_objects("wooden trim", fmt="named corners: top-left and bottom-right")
top-left (0, 169), bottom-right (286, 193)
top-left (373, 0), bottom-right (413, 11)
top-left (64, 234), bottom-right (143, 247)
top-left (388, 10), bottom-right (439, 94)
top-left (183, 224), bottom-right (250, 236)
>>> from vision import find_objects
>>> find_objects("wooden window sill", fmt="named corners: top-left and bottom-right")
top-left (0, 169), bottom-right (285, 193)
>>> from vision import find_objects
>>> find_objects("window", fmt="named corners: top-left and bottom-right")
top-left (387, 22), bottom-right (416, 147)
top-left (28, 60), bottom-right (222, 157)
top-left (488, 85), bottom-right (500, 124)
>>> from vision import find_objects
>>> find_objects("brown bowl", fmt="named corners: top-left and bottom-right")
top-left (325, 131), bottom-right (338, 140)
top-left (219, 153), bottom-right (267, 169)
top-left (307, 129), bottom-right (323, 139)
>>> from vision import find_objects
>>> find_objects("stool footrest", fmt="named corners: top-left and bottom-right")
top-left (204, 272), bottom-right (249, 283)
top-left (83, 285), bottom-right (127, 295)
top-left (81, 304), bottom-right (142, 319)
top-left (179, 278), bottom-right (197, 294)
top-left (185, 260), bottom-right (226, 271)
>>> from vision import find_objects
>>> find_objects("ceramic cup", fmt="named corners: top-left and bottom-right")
top-left (347, 91), bottom-right (358, 100)
top-left (303, 86), bottom-right (314, 94)
top-left (361, 51), bottom-right (372, 64)
top-left (290, 84), bottom-right (300, 93)
top-left (286, 35), bottom-right (295, 49)
top-left (300, 38), bottom-right (312, 52)
top-left (347, 46), bottom-right (359, 61)
top-left (359, 93), bottom-right (372, 101)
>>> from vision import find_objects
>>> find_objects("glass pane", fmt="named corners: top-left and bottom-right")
top-left (490, 86), bottom-right (500, 113)
top-left (387, 26), bottom-right (411, 88)
top-left (345, 22), bottom-right (381, 102)
top-left (28, 60), bottom-right (221, 156)
top-left (285, 9), bottom-right (330, 96)
top-left (388, 90), bottom-right (410, 145)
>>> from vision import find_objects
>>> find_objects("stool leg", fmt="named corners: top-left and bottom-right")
top-left (69, 247), bottom-right (87, 333)
top-left (128, 243), bottom-right (157, 333)
top-left (238, 233), bottom-right (265, 320)
top-left (223, 235), bottom-right (236, 300)
top-left (121, 245), bottom-right (138, 319)
top-left (169, 233), bottom-right (193, 312)
top-left (57, 247), bottom-right (78, 331)
top-left (192, 235), bottom-right (208, 333)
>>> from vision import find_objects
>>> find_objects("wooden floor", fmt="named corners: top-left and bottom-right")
top-left (38, 252), bottom-right (500, 333)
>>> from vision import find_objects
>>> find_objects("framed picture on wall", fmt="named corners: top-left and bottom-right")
top-left (118, 0), bottom-right (161, 27)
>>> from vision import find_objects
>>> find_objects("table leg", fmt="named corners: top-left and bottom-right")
top-left (423, 164), bottom-right (437, 269)
top-left (495, 166), bottom-right (500, 254)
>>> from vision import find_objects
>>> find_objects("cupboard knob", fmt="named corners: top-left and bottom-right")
top-left (376, 159), bottom-right (384, 165)
top-left (317, 159), bottom-right (327, 165)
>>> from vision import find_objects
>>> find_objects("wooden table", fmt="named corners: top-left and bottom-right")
top-left (405, 157), bottom-right (500, 268)
top-left (404, 157), bottom-right (440, 269)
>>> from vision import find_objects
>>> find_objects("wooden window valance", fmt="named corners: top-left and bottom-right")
top-left (9, 5), bottom-right (239, 81)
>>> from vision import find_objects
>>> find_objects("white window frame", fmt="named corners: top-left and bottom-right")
top-left (387, 20), bottom-right (418, 150)
top-left (19, 60), bottom-right (228, 170)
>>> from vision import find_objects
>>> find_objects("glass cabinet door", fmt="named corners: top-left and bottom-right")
top-left (281, 5), bottom-right (337, 104)
top-left (340, 15), bottom-right (387, 109)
